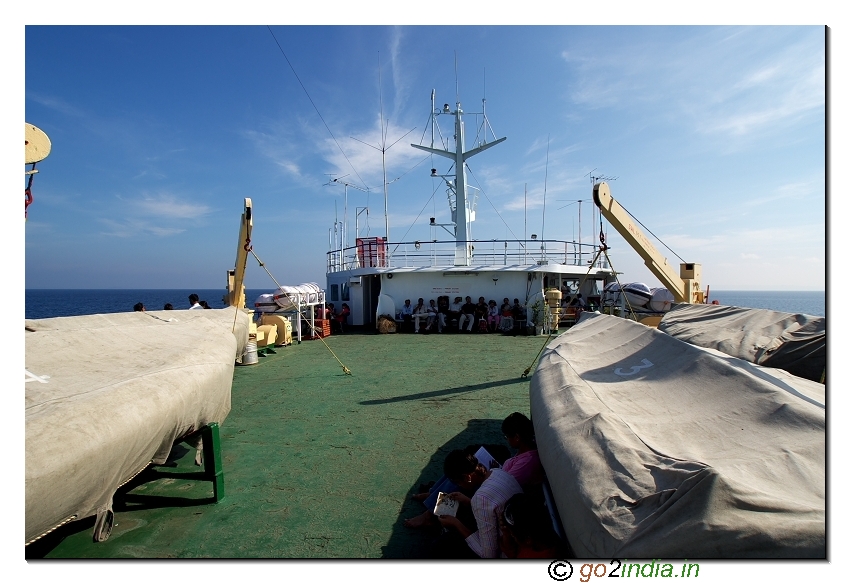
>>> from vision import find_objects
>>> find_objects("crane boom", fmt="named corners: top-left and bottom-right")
top-left (226, 198), bottom-right (253, 308)
top-left (592, 182), bottom-right (703, 304)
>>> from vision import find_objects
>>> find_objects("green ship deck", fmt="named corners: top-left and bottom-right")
top-left (27, 329), bottom-right (551, 559)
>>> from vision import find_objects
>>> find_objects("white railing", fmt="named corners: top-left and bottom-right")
top-left (326, 239), bottom-right (607, 273)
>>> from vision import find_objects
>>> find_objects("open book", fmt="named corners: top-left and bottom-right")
top-left (434, 492), bottom-right (459, 517)
top-left (474, 446), bottom-right (501, 469)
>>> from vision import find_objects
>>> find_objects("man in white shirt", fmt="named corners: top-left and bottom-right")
top-left (412, 298), bottom-right (428, 333)
top-left (425, 299), bottom-right (439, 332)
top-left (188, 293), bottom-right (203, 309)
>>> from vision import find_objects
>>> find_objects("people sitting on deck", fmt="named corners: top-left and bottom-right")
top-left (200, 300), bottom-right (212, 309)
top-left (189, 293), bottom-right (202, 309)
top-left (569, 293), bottom-right (586, 309)
top-left (498, 493), bottom-right (562, 559)
top-left (404, 442), bottom-right (501, 531)
top-left (331, 303), bottom-right (350, 333)
top-left (487, 300), bottom-right (501, 332)
top-left (425, 299), bottom-right (439, 332)
top-left (457, 296), bottom-right (477, 332)
top-left (399, 299), bottom-right (414, 332)
top-left (499, 298), bottom-right (514, 332)
top-left (133, 302), bottom-right (145, 312)
top-left (413, 298), bottom-right (428, 333)
top-left (448, 296), bottom-right (464, 331)
top-left (436, 296), bottom-right (450, 333)
top-left (405, 412), bottom-right (540, 537)
top-left (163, 303), bottom-right (173, 310)
top-left (433, 449), bottom-right (524, 558)
top-left (336, 303), bottom-right (350, 331)
top-left (474, 297), bottom-right (489, 332)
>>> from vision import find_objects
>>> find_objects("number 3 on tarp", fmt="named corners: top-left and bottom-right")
top-left (614, 358), bottom-right (653, 377)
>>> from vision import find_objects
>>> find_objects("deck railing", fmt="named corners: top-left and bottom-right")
top-left (326, 239), bottom-right (607, 273)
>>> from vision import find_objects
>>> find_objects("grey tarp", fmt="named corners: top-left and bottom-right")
top-left (530, 312), bottom-right (825, 558)
top-left (25, 308), bottom-right (250, 544)
top-left (658, 303), bottom-right (825, 383)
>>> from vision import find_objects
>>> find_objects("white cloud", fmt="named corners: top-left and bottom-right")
top-left (557, 27), bottom-right (824, 142)
top-left (97, 217), bottom-right (185, 238)
top-left (129, 193), bottom-right (212, 220)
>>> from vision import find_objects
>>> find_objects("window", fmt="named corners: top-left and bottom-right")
top-left (330, 284), bottom-right (339, 302)
top-left (341, 282), bottom-right (350, 301)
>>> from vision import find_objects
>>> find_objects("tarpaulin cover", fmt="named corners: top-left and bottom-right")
top-left (530, 312), bottom-right (825, 558)
top-left (25, 307), bottom-right (250, 544)
top-left (658, 303), bottom-right (825, 382)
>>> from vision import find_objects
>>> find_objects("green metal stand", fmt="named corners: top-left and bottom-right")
top-left (201, 422), bottom-right (225, 502)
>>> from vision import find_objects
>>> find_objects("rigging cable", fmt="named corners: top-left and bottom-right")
top-left (617, 198), bottom-right (686, 264)
top-left (519, 229), bottom-right (638, 378)
top-left (465, 165), bottom-right (523, 242)
top-left (266, 26), bottom-right (368, 192)
top-left (248, 245), bottom-right (352, 376)
top-left (389, 179), bottom-right (443, 254)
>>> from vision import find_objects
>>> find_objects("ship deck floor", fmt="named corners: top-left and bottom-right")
top-left (28, 327), bottom-right (551, 559)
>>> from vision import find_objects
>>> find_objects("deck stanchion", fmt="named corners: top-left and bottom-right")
top-left (202, 423), bottom-right (225, 502)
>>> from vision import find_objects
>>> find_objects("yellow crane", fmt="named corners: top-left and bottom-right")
top-left (226, 198), bottom-right (253, 309)
top-left (592, 182), bottom-right (704, 304)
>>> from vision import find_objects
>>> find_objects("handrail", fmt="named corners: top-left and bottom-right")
top-left (326, 238), bottom-right (607, 272)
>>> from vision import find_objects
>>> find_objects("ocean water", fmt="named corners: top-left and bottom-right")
top-left (704, 291), bottom-right (825, 318)
top-left (24, 288), bottom-right (826, 320)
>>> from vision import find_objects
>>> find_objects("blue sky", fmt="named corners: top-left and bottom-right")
top-left (21, 23), bottom-right (826, 292)
top-left (9, 5), bottom-right (843, 579)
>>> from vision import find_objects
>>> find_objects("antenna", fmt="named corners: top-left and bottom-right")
top-left (524, 184), bottom-right (527, 264)
top-left (585, 168), bottom-right (619, 185)
top-left (541, 136), bottom-right (550, 260)
top-left (326, 175), bottom-right (369, 257)
top-left (350, 53), bottom-right (415, 244)
top-left (583, 169), bottom-right (617, 260)
top-left (454, 51), bottom-right (459, 105)
top-left (379, 52), bottom-right (388, 242)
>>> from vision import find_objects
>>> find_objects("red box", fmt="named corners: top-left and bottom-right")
top-left (309, 319), bottom-right (331, 339)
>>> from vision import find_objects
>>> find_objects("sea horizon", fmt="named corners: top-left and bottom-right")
top-left (25, 288), bottom-right (826, 320)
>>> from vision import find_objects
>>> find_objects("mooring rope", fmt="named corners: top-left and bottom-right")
top-left (249, 248), bottom-right (352, 376)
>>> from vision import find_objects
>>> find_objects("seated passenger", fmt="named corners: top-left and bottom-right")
top-left (399, 299), bottom-right (414, 332)
top-left (448, 296), bottom-right (464, 331)
top-left (436, 296), bottom-right (450, 332)
top-left (499, 493), bottom-right (562, 559)
top-left (487, 300), bottom-right (501, 332)
top-left (413, 298), bottom-right (428, 333)
top-left (474, 297), bottom-right (489, 331)
top-left (425, 299), bottom-right (439, 332)
top-left (512, 299), bottom-right (526, 334)
top-left (332, 302), bottom-right (350, 333)
top-left (499, 298), bottom-right (514, 331)
top-left (434, 450), bottom-right (523, 558)
top-left (458, 296), bottom-right (476, 332)
top-left (569, 293), bottom-right (586, 310)
top-left (501, 412), bottom-right (544, 488)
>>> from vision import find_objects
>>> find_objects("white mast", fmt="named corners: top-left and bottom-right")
top-left (412, 92), bottom-right (506, 266)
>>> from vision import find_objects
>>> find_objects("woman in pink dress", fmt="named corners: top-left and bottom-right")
top-left (501, 412), bottom-right (544, 488)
